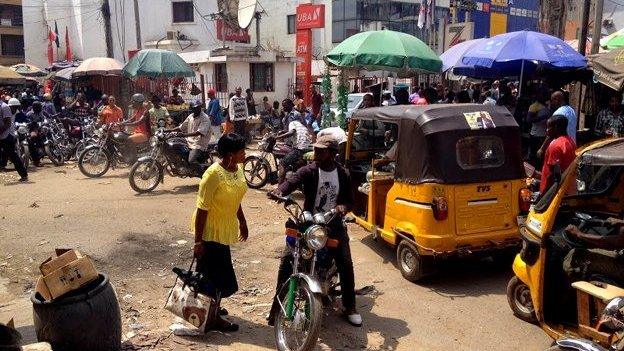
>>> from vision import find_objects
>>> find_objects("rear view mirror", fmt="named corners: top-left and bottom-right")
top-left (553, 163), bottom-right (562, 183)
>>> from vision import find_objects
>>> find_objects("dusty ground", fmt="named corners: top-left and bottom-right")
top-left (0, 159), bottom-right (552, 350)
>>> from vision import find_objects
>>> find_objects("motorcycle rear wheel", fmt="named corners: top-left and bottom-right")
top-left (45, 144), bottom-right (65, 166)
top-left (243, 156), bottom-right (270, 189)
top-left (129, 160), bottom-right (163, 193)
top-left (274, 280), bottom-right (322, 351)
top-left (78, 147), bottom-right (110, 178)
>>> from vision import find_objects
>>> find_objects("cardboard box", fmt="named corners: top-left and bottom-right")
top-left (39, 249), bottom-right (82, 276)
top-left (35, 249), bottom-right (98, 301)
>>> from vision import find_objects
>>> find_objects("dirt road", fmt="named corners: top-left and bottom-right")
top-left (0, 164), bottom-right (552, 350)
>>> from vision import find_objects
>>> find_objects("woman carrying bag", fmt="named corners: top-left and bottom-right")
top-left (192, 133), bottom-right (248, 332)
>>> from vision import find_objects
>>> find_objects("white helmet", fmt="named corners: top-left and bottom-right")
top-left (8, 98), bottom-right (20, 107)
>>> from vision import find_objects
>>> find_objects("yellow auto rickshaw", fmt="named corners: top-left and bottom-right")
top-left (346, 104), bottom-right (529, 282)
top-left (508, 138), bottom-right (624, 349)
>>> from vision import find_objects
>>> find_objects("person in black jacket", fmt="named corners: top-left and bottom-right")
top-left (267, 135), bottom-right (362, 327)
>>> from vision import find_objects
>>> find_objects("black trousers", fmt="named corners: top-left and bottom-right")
top-left (233, 120), bottom-right (247, 140)
top-left (188, 149), bottom-right (207, 174)
top-left (269, 222), bottom-right (356, 321)
top-left (0, 135), bottom-right (27, 178)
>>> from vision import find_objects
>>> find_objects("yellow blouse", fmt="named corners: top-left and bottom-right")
top-left (191, 163), bottom-right (248, 245)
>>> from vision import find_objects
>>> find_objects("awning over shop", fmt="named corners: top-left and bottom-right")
top-left (178, 50), bottom-right (211, 64)
top-left (589, 48), bottom-right (624, 91)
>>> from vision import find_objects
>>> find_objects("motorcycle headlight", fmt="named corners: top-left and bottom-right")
top-left (304, 225), bottom-right (328, 250)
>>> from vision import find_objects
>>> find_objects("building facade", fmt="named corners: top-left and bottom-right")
top-left (0, 0), bottom-right (23, 66)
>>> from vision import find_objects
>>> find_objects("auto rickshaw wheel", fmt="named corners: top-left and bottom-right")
top-left (397, 240), bottom-right (433, 282)
top-left (506, 276), bottom-right (538, 323)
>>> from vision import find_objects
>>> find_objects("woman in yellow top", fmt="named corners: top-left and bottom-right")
top-left (192, 133), bottom-right (248, 332)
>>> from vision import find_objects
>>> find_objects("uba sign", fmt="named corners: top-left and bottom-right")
top-left (296, 4), bottom-right (325, 30)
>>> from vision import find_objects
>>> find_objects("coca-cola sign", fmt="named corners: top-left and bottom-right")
top-left (296, 4), bottom-right (325, 30)
top-left (216, 19), bottom-right (250, 43)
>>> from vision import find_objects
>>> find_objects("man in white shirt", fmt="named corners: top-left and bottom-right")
top-left (228, 87), bottom-right (249, 141)
top-left (170, 100), bottom-right (211, 174)
top-left (275, 98), bottom-right (312, 183)
top-left (0, 98), bottom-right (27, 181)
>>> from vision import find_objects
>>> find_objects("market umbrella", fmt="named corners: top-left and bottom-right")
top-left (0, 66), bottom-right (28, 85)
top-left (455, 31), bottom-right (587, 79)
top-left (122, 49), bottom-right (195, 78)
top-left (440, 38), bottom-right (486, 73)
top-left (325, 30), bottom-right (442, 74)
top-left (10, 64), bottom-right (47, 77)
top-left (589, 48), bottom-right (624, 91)
top-left (53, 66), bottom-right (77, 82)
top-left (602, 28), bottom-right (624, 51)
top-left (73, 57), bottom-right (123, 77)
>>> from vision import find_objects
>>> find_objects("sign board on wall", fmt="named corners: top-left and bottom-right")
top-left (216, 19), bottom-right (250, 43)
top-left (296, 29), bottom-right (312, 84)
top-left (296, 4), bottom-right (325, 30)
top-left (444, 22), bottom-right (474, 51)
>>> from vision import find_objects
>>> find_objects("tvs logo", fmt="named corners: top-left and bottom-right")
top-left (477, 185), bottom-right (491, 192)
top-left (296, 4), bottom-right (325, 29)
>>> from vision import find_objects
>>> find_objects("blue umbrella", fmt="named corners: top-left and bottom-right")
top-left (454, 30), bottom-right (587, 94)
top-left (440, 38), bottom-right (486, 73)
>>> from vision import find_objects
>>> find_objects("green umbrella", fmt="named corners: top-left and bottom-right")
top-left (122, 49), bottom-right (195, 78)
top-left (326, 30), bottom-right (442, 74)
top-left (602, 28), bottom-right (624, 50)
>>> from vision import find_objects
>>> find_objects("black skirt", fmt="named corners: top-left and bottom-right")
top-left (196, 241), bottom-right (238, 298)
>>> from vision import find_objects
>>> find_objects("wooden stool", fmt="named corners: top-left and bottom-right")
top-left (572, 281), bottom-right (624, 345)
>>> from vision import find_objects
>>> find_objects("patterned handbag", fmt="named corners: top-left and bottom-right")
top-left (164, 259), bottom-right (220, 331)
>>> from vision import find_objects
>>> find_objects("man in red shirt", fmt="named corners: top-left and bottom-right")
top-left (540, 115), bottom-right (577, 193)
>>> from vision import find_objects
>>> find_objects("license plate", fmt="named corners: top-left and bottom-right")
top-left (517, 216), bottom-right (527, 227)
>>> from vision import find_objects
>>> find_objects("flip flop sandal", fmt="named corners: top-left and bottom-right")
top-left (219, 307), bottom-right (228, 316)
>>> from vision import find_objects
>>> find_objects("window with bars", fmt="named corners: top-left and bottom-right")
top-left (1, 35), bottom-right (23, 56)
top-left (250, 63), bottom-right (274, 92)
top-left (287, 14), bottom-right (296, 34)
top-left (172, 1), bottom-right (194, 23)
top-left (214, 63), bottom-right (228, 92)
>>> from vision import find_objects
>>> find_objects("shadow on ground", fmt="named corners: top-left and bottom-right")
top-left (359, 233), bottom-right (515, 298)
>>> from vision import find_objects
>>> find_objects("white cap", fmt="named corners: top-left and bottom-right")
top-left (8, 98), bottom-right (20, 106)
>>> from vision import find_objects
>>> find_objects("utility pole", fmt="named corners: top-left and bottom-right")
top-left (133, 0), bottom-right (142, 50)
top-left (578, 0), bottom-right (591, 55)
top-left (591, 0), bottom-right (604, 54)
top-left (102, 0), bottom-right (114, 58)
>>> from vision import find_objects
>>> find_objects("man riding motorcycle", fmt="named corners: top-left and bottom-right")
top-left (267, 135), bottom-right (362, 327)
top-left (274, 98), bottom-right (312, 183)
top-left (167, 100), bottom-right (212, 175)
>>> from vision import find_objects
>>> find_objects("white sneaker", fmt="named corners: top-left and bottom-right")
top-left (347, 313), bottom-right (362, 327)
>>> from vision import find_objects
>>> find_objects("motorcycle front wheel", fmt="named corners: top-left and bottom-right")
top-left (129, 160), bottom-right (163, 193)
top-left (45, 144), bottom-right (65, 166)
top-left (78, 147), bottom-right (110, 178)
top-left (18, 143), bottom-right (30, 169)
top-left (243, 156), bottom-right (270, 189)
top-left (274, 280), bottom-right (322, 351)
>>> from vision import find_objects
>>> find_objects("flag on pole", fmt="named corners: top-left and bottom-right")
top-left (65, 26), bottom-right (73, 61)
top-left (418, 0), bottom-right (427, 29)
top-left (47, 26), bottom-right (56, 64)
top-left (54, 21), bottom-right (60, 48)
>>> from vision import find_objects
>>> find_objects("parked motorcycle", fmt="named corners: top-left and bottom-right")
top-left (269, 194), bottom-right (342, 351)
top-left (128, 129), bottom-right (216, 193)
top-left (40, 117), bottom-right (66, 166)
top-left (14, 122), bottom-right (30, 169)
top-left (78, 123), bottom-right (148, 178)
top-left (243, 133), bottom-right (309, 189)
top-left (61, 113), bottom-right (97, 160)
